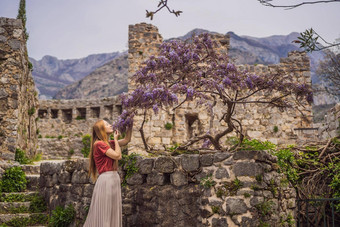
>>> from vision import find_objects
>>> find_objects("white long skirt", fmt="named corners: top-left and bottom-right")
top-left (83, 171), bottom-right (122, 227)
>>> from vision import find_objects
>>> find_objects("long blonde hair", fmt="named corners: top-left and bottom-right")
top-left (88, 120), bottom-right (110, 181)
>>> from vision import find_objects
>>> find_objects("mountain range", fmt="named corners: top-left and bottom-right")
top-left (30, 29), bottom-right (337, 106)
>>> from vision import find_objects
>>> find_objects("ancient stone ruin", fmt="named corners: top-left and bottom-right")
top-left (0, 17), bottom-right (38, 161)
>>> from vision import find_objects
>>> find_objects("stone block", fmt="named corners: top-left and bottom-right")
top-left (215, 167), bottom-right (229, 179)
top-left (200, 154), bottom-right (213, 166)
top-left (233, 162), bottom-right (263, 177)
top-left (181, 154), bottom-right (199, 172)
top-left (58, 171), bottom-right (71, 184)
top-left (250, 196), bottom-right (264, 206)
top-left (170, 170), bottom-right (188, 187)
top-left (154, 156), bottom-right (175, 173)
top-left (213, 152), bottom-right (232, 163)
top-left (212, 218), bottom-right (228, 227)
top-left (146, 171), bottom-right (165, 185)
top-left (126, 173), bottom-right (144, 185)
top-left (40, 162), bottom-right (62, 175)
top-left (225, 198), bottom-right (247, 214)
top-left (71, 170), bottom-right (89, 184)
top-left (137, 158), bottom-right (154, 174)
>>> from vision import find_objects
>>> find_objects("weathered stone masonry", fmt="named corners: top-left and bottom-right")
top-left (0, 17), bottom-right (38, 160)
top-left (39, 151), bottom-right (296, 226)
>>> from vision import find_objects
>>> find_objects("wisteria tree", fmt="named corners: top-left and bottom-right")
top-left (113, 33), bottom-right (313, 153)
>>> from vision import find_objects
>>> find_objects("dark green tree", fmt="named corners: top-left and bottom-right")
top-left (17, 0), bottom-right (29, 41)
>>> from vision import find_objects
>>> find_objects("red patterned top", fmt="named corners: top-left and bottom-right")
top-left (93, 140), bottom-right (117, 174)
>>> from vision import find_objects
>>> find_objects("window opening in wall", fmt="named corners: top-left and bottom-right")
top-left (38, 109), bottom-right (48, 119)
top-left (91, 107), bottom-right (100, 118)
top-left (51, 109), bottom-right (58, 119)
top-left (116, 105), bottom-right (122, 115)
top-left (76, 108), bottom-right (86, 120)
top-left (104, 105), bottom-right (113, 119)
top-left (62, 109), bottom-right (72, 123)
top-left (185, 114), bottom-right (200, 139)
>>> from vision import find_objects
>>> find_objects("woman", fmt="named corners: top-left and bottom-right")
top-left (84, 119), bottom-right (132, 227)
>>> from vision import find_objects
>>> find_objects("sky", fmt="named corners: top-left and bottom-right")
top-left (0, 0), bottom-right (339, 60)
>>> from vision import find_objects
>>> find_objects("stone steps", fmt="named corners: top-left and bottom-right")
top-left (26, 174), bottom-right (40, 191)
top-left (0, 202), bottom-right (30, 213)
top-left (20, 164), bottom-right (40, 175)
top-left (0, 212), bottom-right (48, 225)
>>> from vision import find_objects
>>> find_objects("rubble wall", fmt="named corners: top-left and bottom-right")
top-left (0, 17), bottom-right (38, 160)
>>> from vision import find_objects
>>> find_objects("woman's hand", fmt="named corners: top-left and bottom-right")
top-left (113, 130), bottom-right (120, 140)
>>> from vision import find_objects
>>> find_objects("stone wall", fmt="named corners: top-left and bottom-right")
top-left (127, 23), bottom-right (315, 154)
top-left (317, 103), bottom-right (340, 140)
top-left (39, 151), bottom-right (296, 226)
top-left (0, 17), bottom-right (39, 160)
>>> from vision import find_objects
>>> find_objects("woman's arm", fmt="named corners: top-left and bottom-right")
top-left (105, 140), bottom-right (122, 160)
top-left (118, 125), bottom-right (133, 147)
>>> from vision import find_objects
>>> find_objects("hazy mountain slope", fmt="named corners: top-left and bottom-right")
top-left (30, 52), bottom-right (121, 99)
top-left (53, 54), bottom-right (128, 99)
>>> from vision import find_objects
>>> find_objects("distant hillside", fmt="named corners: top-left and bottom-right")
top-left (31, 29), bottom-right (338, 106)
top-left (30, 52), bottom-right (121, 99)
top-left (53, 54), bottom-right (128, 99)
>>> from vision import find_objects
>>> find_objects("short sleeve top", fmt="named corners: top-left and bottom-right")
top-left (93, 140), bottom-right (116, 174)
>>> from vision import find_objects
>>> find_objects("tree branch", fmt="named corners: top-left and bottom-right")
top-left (258, 0), bottom-right (340, 9)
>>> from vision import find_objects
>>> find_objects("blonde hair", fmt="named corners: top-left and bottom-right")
top-left (88, 120), bottom-right (110, 181)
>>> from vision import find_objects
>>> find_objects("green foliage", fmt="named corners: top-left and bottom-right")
top-left (1, 205), bottom-right (29, 214)
top-left (0, 192), bottom-right (39, 202)
top-left (211, 206), bottom-right (220, 214)
top-left (327, 158), bottom-right (340, 211)
top-left (29, 194), bottom-right (47, 213)
top-left (57, 135), bottom-right (63, 140)
top-left (272, 148), bottom-right (299, 186)
top-left (36, 129), bottom-right (40, 135)
top-left (241, 138), bottom-right (277, 151)
top-left (28, 61), bottom-right (33, 71)
top-left (200, 174), bottom-right (216, 188)
top-left (273, 126), bottom-right (279, 133)
top-left (280, 213), bottom-right (295, 226)
top-left (69, 149), bottom-right (74, 156)
top-left (256, 174), bottom-right (263, 182)
top-left (256, 200), bottom-right (274, 217)
top-left (49, 204), bottom-right (76, 227)
top-left (81, 134), bottom-right (91, 158)
top-left (28, 107), bottom-right (36, 116)
top-left (243, 192), bottom-right (251, 198)
top-left (38, 135), bottom-right (42, 138)
top-left (17, 0), bottom-right (29, 41)
top-left (0, 167), bottom-right (27, 192)
top-left (164, 122), bottom-right (173, 130)
top-left (119, 153), bottom-right (140, 186)
top-left (294, 28), bottom-right (319, 52)
top-left (4, 214), bottom-right (48, 227)
top-left (216, 177), bottom-right (243, 197)
top-left (15, 148), bottom-right (32, 164)
top-left (75, 116), bottom-right (85, 120)
top-left (35, 117), bottom-right (40, 122)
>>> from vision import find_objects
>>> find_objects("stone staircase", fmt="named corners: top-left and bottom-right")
top-left (0, 162), bottom-right (48, 227)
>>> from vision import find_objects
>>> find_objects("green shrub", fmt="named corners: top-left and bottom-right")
top-left (36, 129), bottom-right (40, 135)
top-left (81, 134), bottom-right (91, 158)
top-left (5, 213), bottom-right (47, 227)
top-left (57, 135), bottom-right (63, 140)
top-left (49, 204), bottom-right (76, 227)
top-left (38, 135), bottom-right (42, 138)
top-left (164, 122), bottom-right (173, 130)
top-left (29, 195), bottom-right (47, 213)
top-left (69, 149), bottom-right (74, 156)
top-left (200, 174), bottom-right (216, 188)
top-left (75, 116), bottom-right (85, 120)
top-left (15, 148), bottom-right (31, 164)
top-left (0, 167), bottom-right (27, 192)
top-left (273, 126), bottom-right (279, 133)
top-left (28, 107), bottom-right (35, 116)
top-left (119, 153), bottom-right (139, 186)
